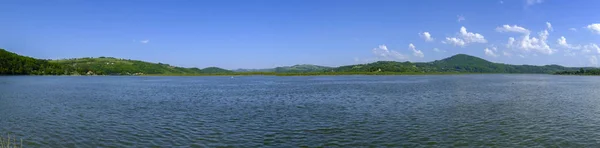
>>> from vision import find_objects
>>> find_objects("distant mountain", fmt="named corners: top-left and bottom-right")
top-left (201, 67), bottom-right (233, 74)
top-left (334, 54), bottom-right (584, 73)
top-left (233, 68), bottom-right (275, 72)
top-left (274, 64), bottom-right (332, 73)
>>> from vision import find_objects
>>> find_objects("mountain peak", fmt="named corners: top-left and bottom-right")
top-left (436, 54), bottom-right (492, 64)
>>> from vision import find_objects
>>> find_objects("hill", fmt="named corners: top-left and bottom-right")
top-left (0, 48), bottom-right (591, 76)
top-left (334, 54), bottom-right (583, 73)
top-left (50, 57), bottom-right (232, 75)
top-left (0, 49), bottom-right (68, 75)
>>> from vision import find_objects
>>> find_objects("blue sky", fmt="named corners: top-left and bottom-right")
top-left (1, 0), bottom-right (600, 69)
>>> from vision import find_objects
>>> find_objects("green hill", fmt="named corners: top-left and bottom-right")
top-left (334, 54), bottom-right (583, 74)
top-left (334, 61), bottom-right (418, 73)
top-left (50, 57), bottom-right (233, 75)
top-left (0, 49), bottom-right (68, 75)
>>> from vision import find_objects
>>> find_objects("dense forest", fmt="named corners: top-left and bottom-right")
top-left (0, 48), bottom-right (593, 76)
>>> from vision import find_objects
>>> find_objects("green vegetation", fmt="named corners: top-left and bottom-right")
top-left (0, 48), bottom-right (592, 76)
top-left (0, 49), bottom-right (68, 75)
top-left (555, 68), bottom-right (600, 75)
top-left (0, 135), bottom-right (22, 148)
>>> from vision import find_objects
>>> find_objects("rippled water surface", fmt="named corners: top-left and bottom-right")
top-left (2, 75), bottom-right (600, 147)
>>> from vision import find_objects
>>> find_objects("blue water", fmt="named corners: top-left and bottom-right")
top-left (1, 75), bottom-right (600, 147)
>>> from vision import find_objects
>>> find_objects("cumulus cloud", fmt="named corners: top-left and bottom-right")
top-left (484, 47), bottom-right (498, 57)
top-left (459, 27), bottom-right (487, 43)
top-left (443, 37), bottom-right (466, 47)
top-left (457, 15), bottom-right (465, 22)
top-left (587, 24), bottom-right (600, 34)
top-left (546, 22), bottom-right (553, 31)
top-left (419, 32), bottom-right (434, 42)
top-left (499, 24), bottom-right (554, 55)
top-left (433, 48), bottom-right (446, 53)
top-left (526, 0), bottom-right (543, 6)
top-left (409, 43), bottom-right (424, 58)
top-left (443, 26), bottom-right (487, 47)
top-left (495, 25), bottom-right (531, 34)
top-left (557, 36), bottom-right (581, 49)
top-left (372, 45), bottom-right (408, 61)
top-left (140, 40), bottom-right (150, 44)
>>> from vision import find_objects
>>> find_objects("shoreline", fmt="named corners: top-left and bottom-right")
top-left (1, 73), bottom-right (561, 77)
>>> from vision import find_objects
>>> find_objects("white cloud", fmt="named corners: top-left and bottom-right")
top-left (409, 43), bottom-right (424, 58)
top-left (546, 22), bottom-right (553, 31)
top-left (459, 26), bottom-right (487, 43)
top-left (526, 0), bottom-right (544, 6)
top-left (372, 45), bottom-right (408, 61)
top-left (587, 24), bottom-right (600, 34)
top-left (556, 36), bottom-right (581, 49)
top-left (507, 37), bottom-right (516, 48)
top-left (500, 24), bottom-right (554, 55)
top-left (444, 26), bottom-right (486, 46)
top-left (495, 25), bottom-right (531, 34)
top-left (457, 15), bottom-right (465, 22)
top-left (518, 54), bottom-right (525, 58)
top-left (484, 48), bottom-right (498, 57)
top-left (443, 37), bottom-right (466, 47)
top-left (582, 43), bottom-right (600, 54)
top-left (433, 48), bottom-right (446, 53)
top-left (589, 56), bottom-right (598, 66)
top-left (419, 32), bottom-right (434, 42)
top-left (569, 28), bottom-right (577, 31)
top-left (140, 40), bottom-right (149, 44)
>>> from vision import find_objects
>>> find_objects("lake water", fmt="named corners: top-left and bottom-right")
top-left (1, 75), bottom-right (600, 147)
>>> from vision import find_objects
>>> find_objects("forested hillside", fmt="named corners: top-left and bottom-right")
top-left (0, 49), bottom-right (68, 75)
top-left (0, 48), bottom-right (590, 76)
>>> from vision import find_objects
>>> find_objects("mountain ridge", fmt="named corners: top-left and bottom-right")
top-left (0, 48), bottom-right (590, 75)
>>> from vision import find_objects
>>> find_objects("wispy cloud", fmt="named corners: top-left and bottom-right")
top-left (457, 15), bottom-right (465, 22)
top-left (525, 0), bottom-right (543, 6)
top-left (495, 25), bottom-right (530, 34)
top-left (372, 45), bottom-right (408, 61)
top-left (433, 48), bottom-right (446, 53)
top-left (140, 40), bottom-right (150, 44)
top-left (546, 22), bottom-right (553, 32)
top-left (569, 28), bottom-right (577, 32)
top-left (484, 47), bottom-right (498, 57)
top-left (409, 43), bottom-right (424, 58)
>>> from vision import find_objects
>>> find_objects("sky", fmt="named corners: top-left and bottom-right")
top-left (1, 0), bottom-right (600, 69)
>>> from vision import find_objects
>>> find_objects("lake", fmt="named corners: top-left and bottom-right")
top-left (1, 75), bottom-right (600, 147)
